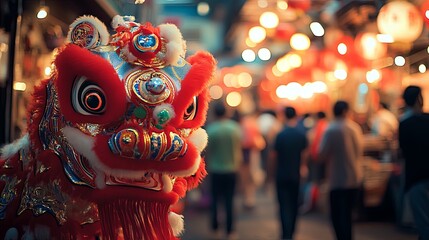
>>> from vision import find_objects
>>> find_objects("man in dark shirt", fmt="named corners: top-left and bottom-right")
top-left (272, 106), bottom-right (308, 240)
top-left (398, 85), bottom-right (429, 240)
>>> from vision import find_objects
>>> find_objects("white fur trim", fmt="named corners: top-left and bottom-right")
top-left (4, 228), bottom-right (18, 240)
top-left (159, 24), bottom-right (186, 66)
top-left (168, 212), bottom-right (185, 237)
top-left (112, 15), bottom-right (126, 29)
top-left (153, 103), bottom-right (175, 125)
top-left (188, 128), bottom-right (208, 152)
top-left (0, 134), bottom-right (29, 159)
top-left (67, 15), bottom-right (109, 47)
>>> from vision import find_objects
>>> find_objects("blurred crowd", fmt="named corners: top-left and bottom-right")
top-left (198, 85), bottom-right (429, 240)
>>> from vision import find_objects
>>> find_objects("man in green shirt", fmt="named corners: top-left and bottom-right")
top-left (205, 101), bottom-right (242, 239)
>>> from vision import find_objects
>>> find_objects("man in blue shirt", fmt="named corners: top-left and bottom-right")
top-left (272, 106), bottom-right (308, 240)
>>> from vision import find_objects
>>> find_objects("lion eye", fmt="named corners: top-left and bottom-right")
top-left (183, 96), bottom-right (197, 121)
top-left (72, 76), bottom-right (106, 115)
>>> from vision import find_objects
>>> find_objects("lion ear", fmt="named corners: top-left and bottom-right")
top-left (66, 15), bottom-right (109, 49)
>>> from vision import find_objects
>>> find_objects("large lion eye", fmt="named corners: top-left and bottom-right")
top-left (72, 76), bottom-right (106, 115)
top-left (183, 96), bottom-right (197, 121)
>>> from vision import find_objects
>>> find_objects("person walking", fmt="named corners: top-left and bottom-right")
top-left (271, 106), bottom-right (308, 240)
top-left (318, 100), bottom-right (363, 240)
top-left (205, 101), bottom-right (242, 240)
top-left (239, 112), bottom-right (266, 210)
top-left (398, 85), bottom-right (429, 240)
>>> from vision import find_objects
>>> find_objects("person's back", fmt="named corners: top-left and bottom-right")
top-left (398, 85), bottom-right (429, 240)
top-left (318, 100), bottom-right (363, 240)
top-left (272, 106), bottom-right (308, 240)
top-left (206, 119), bottom-right (242, 173)
top-left (322, 118), bottom-right (363, 189)
top-left (275, 126), bottom-right (307, 182)
top-left (400, 113), bottom-right (429, 191)
top-left (205, 101), bottom-right (242, 239)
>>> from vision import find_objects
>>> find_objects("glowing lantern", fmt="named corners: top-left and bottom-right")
top-left (377, 1), bottom-right (423, 43)
top-left (324, 27), bottom-right (344, 49)
top-left (420, 0), bottom-right (429, 26)
top-left (355, 32), bottom-right (387, 60)
top-left (288, 0), bottom-right (311, 11)
top-left (275, 23), bottom-right (296, 41)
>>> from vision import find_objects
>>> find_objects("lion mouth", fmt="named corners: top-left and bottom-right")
top-left (105, 171), bottom-right (176, 192)
top-left (61, 125), bottom-right (206, 192)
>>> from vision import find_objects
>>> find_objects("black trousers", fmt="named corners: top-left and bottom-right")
top-left (276, 179), bottom-right (300, 240)
top-left (329, 188), bottom-right (358, 240)
top-left (210, 172), bottom-right (237, 234)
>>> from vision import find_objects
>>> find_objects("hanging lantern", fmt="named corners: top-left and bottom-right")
top-left (275, 23), bottom-right (296, 41)
top-left (324, 27), bottom-right (344, 49)
top-left (419, 0), bottom-right (429, 27)
top-left (377, 1), bottom-right (423, 43)
top-left (288, 0), bottom-right (311, 11)
top-left (355, 32), bottom-right (387, 60)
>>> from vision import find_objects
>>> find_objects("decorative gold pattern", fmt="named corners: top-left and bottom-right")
top-left (0, 175), bottom-right (21, 219)
top-left (18, 179), bottom-right (68, 224)
top-left (76, 123), bottom-right (102, 137)
top-left (125, 69), bottom-right (175, 105)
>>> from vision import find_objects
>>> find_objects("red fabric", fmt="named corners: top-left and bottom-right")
top-left (55, 44), bottom-right (127, 124)
top-left (170, 51), bottom-right (216, 127)
top-left (310, 119), bottom-right (328, 161)
top-left (127, 23), bottom-right (162, 64)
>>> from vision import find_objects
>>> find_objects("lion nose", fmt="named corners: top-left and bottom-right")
top-left (108, 128), bottom-right (149, 159)
top-left (108, 128), bottom-right (188, 161)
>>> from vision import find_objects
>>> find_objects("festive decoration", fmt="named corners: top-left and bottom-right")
top-left (420, 0), bottom-right (429, 27)
top-left (377, 1), bottom-right (423, 43)
top-left (0, 15), bottom-right (215, 239)
top-left (355, 32), bottom-right (387, 60)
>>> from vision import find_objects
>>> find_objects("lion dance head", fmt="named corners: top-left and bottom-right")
top-left (0, 15), bottom-right (215, 240)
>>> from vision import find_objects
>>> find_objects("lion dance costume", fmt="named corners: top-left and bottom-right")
top-left (0, 15), bottom-right (216, 239)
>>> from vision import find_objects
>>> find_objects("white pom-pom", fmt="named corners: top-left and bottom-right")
top-left (168, 212), bottom-right (185, 237)
top-left (159, 24), bottom-right (186, 66)
top-left (188, 128), bottom-right (208, 152)
top-left (112, 15), bottom-right (126, 29)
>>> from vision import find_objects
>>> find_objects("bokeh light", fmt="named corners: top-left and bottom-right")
top-left (242, 49), bottom-right (256, 62)
top-left (238, 72), bottom-right (253, 87)
top-left (290, 33), bottom-right (310, 51)
top-left (310, 22), bottom-right (324, 37)
top-left (226, 91), bottom-right (242, 107)
top-left (260, 12), bottom-right (279, 29)
top-left (249, 26), bottom-right (267, 43)
top-left (209, 85), bottom-right (223, 99)
top-left (258, 48), bottom-right (271, 61)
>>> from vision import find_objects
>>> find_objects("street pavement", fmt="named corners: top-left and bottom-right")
top-left (181, 187), bottom-right (418, 240)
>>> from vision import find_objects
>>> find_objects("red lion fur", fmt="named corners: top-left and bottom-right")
top-left (0, 15), bottom-right (215, 240)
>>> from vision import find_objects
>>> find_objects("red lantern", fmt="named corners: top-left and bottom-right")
top-left (275, 23), bottom-right (296, 41)
top-left (355, 32), bottom-right (387, 60)
top-left (288, 0), bottom-right (311, 11)
top-left (420, 0), bottom-right (429, 27)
